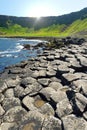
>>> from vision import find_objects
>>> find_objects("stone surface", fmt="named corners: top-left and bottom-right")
top-left (0, 105), bottom-right (5, 116)
top-left (4, 88), bottom-right (14, 98)
top-left (51, 90), bottom-right (67, 103)
top-left (48, 81), bottom-right (63, 91)
top-left (19, 111), bottom-right (44, 130)
top-left (40, 87), bottom-right (56, 101)
top-left (38, 78), bottom-right (50, 86)
top-left (0, 122), bottom-right (16, 130)
top-left (62, 114), bottom-right (87, 130)
top-left (56, 98), bottom-right (73, 118)
top-left (42, 116), bottom-right (62, 130)
top-left (3, 106), bottom-right (27, 123)
top-left (75, 93), bottom-right (87, 112)
top-left (2, 97), bottom-right (21, 111)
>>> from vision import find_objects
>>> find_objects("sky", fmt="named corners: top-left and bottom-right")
top-left (0, 0), bottom-right (87, 17)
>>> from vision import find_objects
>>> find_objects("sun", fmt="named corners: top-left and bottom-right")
top-left (28, 5), bottom-right (50, 18)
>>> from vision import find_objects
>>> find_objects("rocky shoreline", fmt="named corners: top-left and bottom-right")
top-left (0, 40), bottom-right (87, 130)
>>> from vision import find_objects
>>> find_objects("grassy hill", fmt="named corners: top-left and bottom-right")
top-left (0, 18), bottom-right (87, 38)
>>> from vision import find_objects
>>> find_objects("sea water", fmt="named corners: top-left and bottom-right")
top-left (0, 38), bottom-right (44, 72)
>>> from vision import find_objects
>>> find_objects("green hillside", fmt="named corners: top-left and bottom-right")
top-left (0, 18), bottom-right (87, 37)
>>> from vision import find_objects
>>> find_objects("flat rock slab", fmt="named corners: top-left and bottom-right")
top-left (56, 98), bottom-right (73, 118)
top-left (62, 114), bottom-right (87, 130)
top-left (38, 78), bottom-right (50, 87)
top-left (42, 116), bottom-right (62, 130)
top-left (19, 111), bottom-right (44, 130)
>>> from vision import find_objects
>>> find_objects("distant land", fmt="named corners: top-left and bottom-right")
top-left (0, 7), bottom-right (87, 37)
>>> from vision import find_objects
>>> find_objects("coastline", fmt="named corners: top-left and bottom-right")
top-left (0, 41), bottom-right (87, 129)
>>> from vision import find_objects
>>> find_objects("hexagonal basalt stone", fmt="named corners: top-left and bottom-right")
top-left (3, 106), bottom-right (27, 123)
top-left (42, 116), bottom-right (62, 130)
top-left (51, 90), bottom-right (67, 103)
top-left (40, 87), bottom-right (56, 101)
top-left (56, 98), bottom-right (73, 118)
top-left (2, 97), bottom-right (21, 111)
top-left (38, 78), bottom-right (50, 87)
top-left (19, 111), bottom-right (44, 130)
top-left (75, 93), bottom-right (87, 112)
top-left (48, 81), bottom-right (63, 91)
top-left (62, 114), bottom-right (87, 130)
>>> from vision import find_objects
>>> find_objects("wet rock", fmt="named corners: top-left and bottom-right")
top-left (42, 116), bottom-right (62, 130)
top-left (62, 114), bottom-right (87, 130)
top-left (23, 44), bottom-right (30, 50)
top-left (38, 78), bottom-right (50, 87)
top-left (40, 87), bottom-right (56, 101)
top-left (19, 110), bottom-right (44, 130)
top-left (75, 93), bottom-right (87, 112)
top-left (56, 98), bottom-right (73, 118)
top-left (4, 88), bottom-right (14, 98)
top-left (2, 97), bottom-right (21, 111)
top-left (3, 106), bottom-right (27, 123)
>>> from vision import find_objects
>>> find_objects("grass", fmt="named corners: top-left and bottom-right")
top-left (0, 18), bottom-right (87, 38)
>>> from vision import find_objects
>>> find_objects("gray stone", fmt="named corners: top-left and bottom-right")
top-left (72, 79), bottom-right (87, 96)
top-left (62, 73), bottom-right (81, 82)
top-left (3, 106), bottom-right (27, 123)
top-left (0, 122), bottom-right (16, 130)
top-left (14, 85), bottom-right (25, 98)
top-left (32, 70), bottom-right (39, 78)
top-left (21, 77), bottom-right (36, 87)
top-left (0, 82), bottom-right (7, 93)
top-left (2, 97), bottom-right (21, 111)
top-left (62, 114), bottom-right (87, 130)
top-left (0, 93), bottom-right (4, 103)
top-left (19, 110), bottom-right (44, 130)
top-left (47, 55), bottom-right (54, 60)
top-left (46, 70), bottom-right (56, 77)
top-left (51, 90), bottom-right (67, 103)
top-left (48, 81), bottom-right (63, 91)
top-left (5, 77), bottom-right (20, 88)
top-left (4, 88), bottom-right (14, 98)
top-left (24, 82), bottom-right (42, 96)
top-left (56, 98), bottom-right (73, 118)
top-left (38, 78), bottom-right (50, 86)
top-left (22, 96), bottom-right (37, 111)
top-left (42, 116), bottom-right (62, 130)
top-left (75, 93), bottom-right (87, 112)
top-left (40, 87), bottom-right (56, 101)
top-left (83, 111), bottom-right (87, 120)
top-left (0, 105), bottom-right (5, 116)
top-left (80, 57), bottom-right (87, 67)
top-left (40, 103), bottom-right (55, 116)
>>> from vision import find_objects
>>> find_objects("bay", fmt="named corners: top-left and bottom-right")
top-left (0, 38), bottom-right (45, 72)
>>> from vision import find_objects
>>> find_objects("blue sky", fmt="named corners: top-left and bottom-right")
top-left (0, 0), bottom-right (87, 17)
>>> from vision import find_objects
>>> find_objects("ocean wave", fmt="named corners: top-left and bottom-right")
top-left (0, 54), bottom-right (12, 57)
